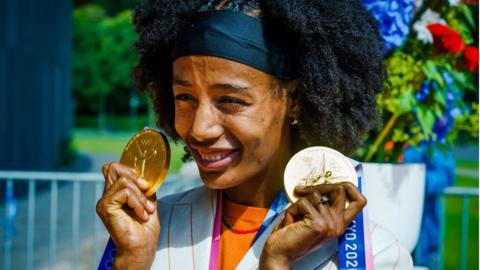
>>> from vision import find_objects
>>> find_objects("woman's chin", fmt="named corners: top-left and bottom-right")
top-left (197, 166), bottom-right (246, 190)
top-left (197, 169), bottom-right (230, 189)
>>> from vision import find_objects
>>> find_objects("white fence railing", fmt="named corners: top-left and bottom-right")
top-left (0, 171), bottom-right (477, 269)
top-left (0, 171), bottom-right (201, 270)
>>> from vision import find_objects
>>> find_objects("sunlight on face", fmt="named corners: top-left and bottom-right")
top-left (172, 56), bottom-right (294, 189)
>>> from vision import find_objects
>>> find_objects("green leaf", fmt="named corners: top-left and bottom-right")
top-left (423, 61), bottom-right (444, 87)
top-left (422, 61), bottom-right (435, 80)
top-left (451, 70), bottom-right (467, 84)
top-left (396, 87), bottom-right (415, 115)
top-left (416, 105), bottom-right (436, 135)
top-left (433, 87), bottom-right (447, 106)
top-left (433, 104), bottom-right (443, 117)
top-left (450, 71), bottom-right (477, 92)
top-left (460, 4), bottom-right (477, 31)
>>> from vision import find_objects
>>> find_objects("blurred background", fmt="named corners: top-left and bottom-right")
top-left (0, 0), bottom-right (478, 269)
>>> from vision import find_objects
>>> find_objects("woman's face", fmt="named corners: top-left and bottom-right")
top-left (172, 56), bottom-right (294, 189)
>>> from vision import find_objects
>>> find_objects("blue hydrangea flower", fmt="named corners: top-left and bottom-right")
top-left (442, 71), bottom-right (454, 85)
top-left (446, 92), bottom-right (455, 108)
top-left (416, 80), bottom-right (430, 102)
top-left (433, 114), bottom-right (454, 142)
top-left (363, 0), bottom-right (415, 53)
top-left (448, 107), bottom-right (462, 118)
top-left (442, 71), bottom-right (462, 109)
top-left (430, 71), bottom-right (464, 143)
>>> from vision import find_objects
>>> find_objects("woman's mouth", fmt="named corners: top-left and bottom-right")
top-left (192, 148), bottom-right (240, 171)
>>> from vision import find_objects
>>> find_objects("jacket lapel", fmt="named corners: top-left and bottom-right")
top-left (168, 202), bottom-right (196, 269)
top-left (155, 187), bottom-right (216, 270)
top-left (191, 189), bottom-right (217, 269)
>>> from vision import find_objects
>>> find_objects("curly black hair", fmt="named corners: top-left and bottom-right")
top-left (132, 0), bottom-right (385, 155)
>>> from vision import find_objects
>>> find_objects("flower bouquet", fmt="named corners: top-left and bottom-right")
top-left (356, 0), bottom-right (479, 163)
top-left (356, 0), bottom-right (478, 266)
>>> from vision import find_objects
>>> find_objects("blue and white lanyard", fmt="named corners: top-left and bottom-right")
top-left (338, 176), bottom-right (367, 270)
top-left (252, 191), bottom-right (289, 245)
top-left (99, 237), bottom-right (116, 270)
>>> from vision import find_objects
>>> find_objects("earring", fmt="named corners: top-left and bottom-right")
top-left (291, 117), bottom-right (298, 125)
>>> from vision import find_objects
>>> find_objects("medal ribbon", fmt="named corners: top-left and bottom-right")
top-left (98, 238), bottom-right (116, 270)
top-left (338, 176), bottom-right (371, 270)
top-left (252, 191), bottom-right (289, 244)
top-left (208, 191), bottom-right (223, 270)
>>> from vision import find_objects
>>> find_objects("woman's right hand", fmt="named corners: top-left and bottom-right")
top-left (260, 183), bottom-right (366, 269)
top-left (96, 162), bottom-right (160, 269)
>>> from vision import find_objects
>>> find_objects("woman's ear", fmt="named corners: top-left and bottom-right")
top-left (282, 80), bottom-right (299, 125)
top-left (286, 80), bottom-right (299, 119)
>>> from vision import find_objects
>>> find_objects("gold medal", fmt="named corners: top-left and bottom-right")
top-left (284, 146), bottom-right (357, 204)
top-left (119, 128), bottom-right (170, 197)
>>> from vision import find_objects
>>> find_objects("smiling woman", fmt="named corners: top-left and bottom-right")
top-left (95, 0), bottom-right (413, 269)
top-left (172, 56), bottom-right (294, 205)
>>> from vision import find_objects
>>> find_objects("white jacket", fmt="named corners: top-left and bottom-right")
top-left (151, 185), bottom-right (413, 269)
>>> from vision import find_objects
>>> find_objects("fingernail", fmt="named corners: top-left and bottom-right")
top-left (143, 210), bottom-right (148, 218)
top-left (146, 200), bottom-right (154, 211)
top-left (137, 178), bottom-right (149, 186)
top-left (294, 185), bottom-right (307, 191)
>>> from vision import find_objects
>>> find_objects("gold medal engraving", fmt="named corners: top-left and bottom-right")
top-left (284, 147), bottom-right (357, 204)
top-left (120, 128), bottom-right (170, 197)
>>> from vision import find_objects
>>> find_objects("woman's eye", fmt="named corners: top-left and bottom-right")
top-left (174, 94), bottom-right (195, 102)
top-left (217, 96), bottom-right (247, 106)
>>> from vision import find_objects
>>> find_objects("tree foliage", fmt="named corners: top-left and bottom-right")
top-left (92, 0), bottom-right (135, 16)
top-left (73, 5), bottom-right (138, 117)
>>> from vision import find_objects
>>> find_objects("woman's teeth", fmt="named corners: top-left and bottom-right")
top-left (198, 151), bottom-right (231, 161)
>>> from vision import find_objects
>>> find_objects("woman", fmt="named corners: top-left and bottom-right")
top-left (96, 0), bottom-right (413, 269)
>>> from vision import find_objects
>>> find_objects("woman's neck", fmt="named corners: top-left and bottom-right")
top-left (223, 156), bottom-right (287, 208)
top-left (223, 126), bottom-right (293, 208)
top-left (223, 182), bottom-right (281, 208)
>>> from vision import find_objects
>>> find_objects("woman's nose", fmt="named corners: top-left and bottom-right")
top-left (190, 103), bottom-right (223, 142)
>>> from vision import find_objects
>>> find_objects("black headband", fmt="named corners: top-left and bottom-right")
top-left (172, 10), bottom-right (297, 80)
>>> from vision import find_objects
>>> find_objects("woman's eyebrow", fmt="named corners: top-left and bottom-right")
top-left (211, 82), bottom-right (250, 91)
top-left (172, 77), bottom-right (191, 86)
top-left (172, 77), bottom-right (250, 91)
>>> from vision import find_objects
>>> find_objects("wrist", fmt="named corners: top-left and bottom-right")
top-left (259, 255), bottom-right (290, 270)
top-left (114, 253), bottom-right (154, 270)
top-left (113, 246), bottom-right (157, 270)
top-left (260, 241), bottom-right (291, 270)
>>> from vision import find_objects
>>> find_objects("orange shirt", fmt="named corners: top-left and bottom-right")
top-left (218, 199), bottom-right (269, 270)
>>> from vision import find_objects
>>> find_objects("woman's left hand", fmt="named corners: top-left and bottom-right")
top-left (259, 182), bottom-right (367, 270)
